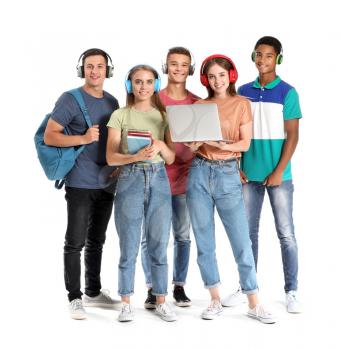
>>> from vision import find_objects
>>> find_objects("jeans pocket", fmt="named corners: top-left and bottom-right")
top-left (118, 170), bottom-right (131, 180)
top-left (221, 161), bottom-right (238, 175)
top-left (156, 167), bottom-right (168, 179)
top-left (189, 157), bottom-right (201, 169)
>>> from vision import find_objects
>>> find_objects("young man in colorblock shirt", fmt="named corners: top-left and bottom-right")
top-left (222, 36), bottom-right (303, 314)
top-left (141, 47), bottom-right (200, 308)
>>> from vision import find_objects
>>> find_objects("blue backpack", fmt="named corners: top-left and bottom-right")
top-left (34, 88), bottom-right (92, 189)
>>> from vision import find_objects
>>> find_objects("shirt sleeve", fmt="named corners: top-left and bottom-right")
top-left (283, 88), bottom-right (302, 120)
top-left (240, 98), bottom-right (252, 125)
top-left (50, 92), bottom-right (79, 127)
top-left (107, 108), bottom-right (124, 130)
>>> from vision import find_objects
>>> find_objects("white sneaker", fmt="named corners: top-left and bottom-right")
top-left (221, 287), bottom-right (246, 307)
top-left (118, 302), bottom-right (134, 322)
top-left (83, 289), bottom-right (121, 308)
top-left (286, 291), bottom-right (303, 313)
top-left (201, 300), bottom-right (223, 320)
top-left (155, 302), bottom-right (177, 322)
top-left (247, 304), bottom-right (276, 324)
top-left (69, 299), bottom-right (87, 320)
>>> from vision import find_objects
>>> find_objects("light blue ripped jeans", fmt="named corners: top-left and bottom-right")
top-left (186, 156), bottom-right (258, 294)
top-left (114, 162), bottom-right (172, 296)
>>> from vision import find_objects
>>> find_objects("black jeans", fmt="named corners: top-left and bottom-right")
top-left (64, 187), bottom-right (114, 301)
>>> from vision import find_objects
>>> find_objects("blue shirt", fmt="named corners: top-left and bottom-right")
top-left (51, 87), bottom-right (119, 189)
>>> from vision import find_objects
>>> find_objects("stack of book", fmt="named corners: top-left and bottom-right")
top-left (127, 129), bottom-right (152, 154)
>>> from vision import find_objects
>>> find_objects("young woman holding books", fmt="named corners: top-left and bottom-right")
top-left (185, 55), bottom-right (276, 323)
top-left (106, 64), bottom-right (176, 322)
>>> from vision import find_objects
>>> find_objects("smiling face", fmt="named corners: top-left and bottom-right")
top-left (254, 44), bottom-right (277, 76)
top-left (207, 63), bottom-right (229, 96)
top-left (83, 54), bottom-right (107, 89)
top-left (166, 53), bottom-right (191, 83)
top-left (131, 69), bottom-right (156, 102)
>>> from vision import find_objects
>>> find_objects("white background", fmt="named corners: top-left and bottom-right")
top-left (1, 0), bottom-right (339, 349)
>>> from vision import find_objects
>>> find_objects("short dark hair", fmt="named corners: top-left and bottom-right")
top-left (82, 48), bottom-right (109, 65)
top-left (166, 46), bottom-right (191, 61)
top-left (254, 36), bottom-right (282, 55)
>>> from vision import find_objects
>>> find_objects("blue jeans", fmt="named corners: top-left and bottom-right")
top-left (114, 163), bottom-right (172, 296)
top-left (141, 194), bottom-right (191, 287)
top-left (186, 157), bottom-right (258, 294)
top-left (243, 180), bottom-right (298, 292)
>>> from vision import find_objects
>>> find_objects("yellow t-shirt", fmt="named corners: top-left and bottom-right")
top-left (195, 95), bottom-right (252, 160)
top-left (107, 107), bottom-right (168, 163)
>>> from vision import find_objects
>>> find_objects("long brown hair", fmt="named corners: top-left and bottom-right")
top-left (202, 58), bottom-right (237, 98)
top-left (125, 65), bottom-right (166, 121)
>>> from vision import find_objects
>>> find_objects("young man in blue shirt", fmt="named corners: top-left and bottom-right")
top-left (44, 48), bottom-right (119, 319)
top-left (222, 36), bottom-right (303, 313)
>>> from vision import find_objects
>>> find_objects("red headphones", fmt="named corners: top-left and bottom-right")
top-left (200, 54), bottom-right (238, 87)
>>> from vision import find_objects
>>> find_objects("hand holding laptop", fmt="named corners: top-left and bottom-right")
top-left (204, 140), bottom-right (233, 149)
top-left (184, 141), bottom-right (204, 152)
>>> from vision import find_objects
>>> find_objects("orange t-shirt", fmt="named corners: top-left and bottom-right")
top-left (195, 95), bottom-right (252, 160)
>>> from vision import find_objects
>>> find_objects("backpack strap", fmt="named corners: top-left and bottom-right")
top-left (55, 179), bottom-right (65, 189)
top-left (54, 88), bottom-right (92, 189)
top-left (67, 88), bottom-right (93, 128)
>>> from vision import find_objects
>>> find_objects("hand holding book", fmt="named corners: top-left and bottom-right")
top-left (127, 130), bottom-right (154, 162)
top-left (127, 130), bottom-right (152, 154)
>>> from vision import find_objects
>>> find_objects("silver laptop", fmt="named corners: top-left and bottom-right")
top-left (166, 103), bottom-right (223, 142)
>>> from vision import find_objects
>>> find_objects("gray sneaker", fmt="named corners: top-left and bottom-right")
top-left (286, 291), bottom-right (303, 313)
top-left (247, 304), bottom-right (276, 324)
top-left (118, 302), bottom-right (134, 322)
top-left (83, 289), bottom-right (120, 308)
top-left (155, 302), bottom-right (177, 322)
top-left (201, 300), bottom-right (223, 320)
top-left (69, 299), bottom-right (87, 320)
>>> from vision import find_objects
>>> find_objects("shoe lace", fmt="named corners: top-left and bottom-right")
top-left (287, 291), bottom-right (297, 301)
top-left (121, 303), bottom-right (131, 313)
top-left (207, 300), bottom-right (221, 312)
top-left (159, 302), bottom-right (171, 314)
top-left (101, 289), bottom-right (110, 296)
top-left (100, 289), bottom-right (112, 301)
top-left (254, 304), bottom-right (273, 317)
top-left (72, 299), bottom-right (83, 310)
top-left (232, 287), bottom-right (242, 297)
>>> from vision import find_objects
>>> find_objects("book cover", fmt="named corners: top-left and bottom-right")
top-left (127, 135), bottom-right (152, 154)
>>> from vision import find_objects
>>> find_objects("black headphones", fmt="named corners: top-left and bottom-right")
top-left (76, 48), bottom-right (114, 78)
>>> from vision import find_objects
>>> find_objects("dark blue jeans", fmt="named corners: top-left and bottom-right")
top-left (64, 187), bottom-right (114, 301)
top-left (243, 180), bottom-right (298, 292)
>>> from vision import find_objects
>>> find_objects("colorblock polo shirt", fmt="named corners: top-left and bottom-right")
top-left (238, 76), bottom-right (302, 182)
